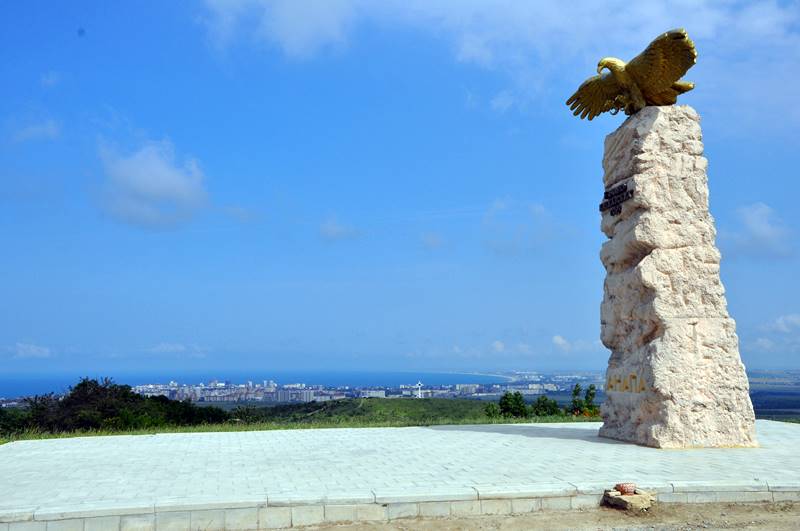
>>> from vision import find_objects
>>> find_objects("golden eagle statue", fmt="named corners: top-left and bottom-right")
top-left (567, 29), bottom-right (697, 120)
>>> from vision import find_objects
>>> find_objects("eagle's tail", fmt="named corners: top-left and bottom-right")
top-left (672, 81), bottom-right (695, 94)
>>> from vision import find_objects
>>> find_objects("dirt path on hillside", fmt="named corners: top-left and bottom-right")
top-left (317, 502), bottom-right (799, 530)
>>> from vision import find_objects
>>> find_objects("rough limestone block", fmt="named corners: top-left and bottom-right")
top-left (44, 520), bottom-right (84, 531)
top-left (386, 503), bottom-right (418, 520)
top-left (224, 508), bottom-right (259, 530)
top-left (603, 490), bottom-right (654, 511)
top-left (257, 507), bottom-right (291, 529)
top-left (290, 506), bottom-right (324, 527)
top-left (450, 500), bottom-right (481, 517)
top-left (323, 505), bottom-right (356, 523)
top-left (418, 502), bottom-right (450, 518)
top-left (510, 498), bottom-right (541, 513)
top-left (119, 514), bottom-right (154, 531)
top-left (189, 510), bottom-right (224, 530)
top-left (155, 511), bottom-right (190, 531)
top-left (599, 105), bottom-right (757, 448)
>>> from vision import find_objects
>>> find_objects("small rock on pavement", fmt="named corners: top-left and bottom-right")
top-left (602, 489), bottom-right (655, 512)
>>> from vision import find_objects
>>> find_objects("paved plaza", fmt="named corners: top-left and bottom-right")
top-left (1, 420), bottom-right (799, 529)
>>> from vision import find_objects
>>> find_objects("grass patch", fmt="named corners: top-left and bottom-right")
top-left (1, 388), bottom-right (603, 446)
top-left (0, 410), bottom-right (599, 444)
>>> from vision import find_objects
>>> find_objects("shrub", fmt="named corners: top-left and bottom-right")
top-left (568, 383), bottom-right (585, 416)
top-left (0, 407), bottom-right (27, 435)
top-left (16, 378), bottom-right (230, 434)
top-left (498, 391), bottom-right (528, 418)
top-left (566, 383), bottom-right (599, 416)
top-left (583, 384), bottom-right (599, 416)
top-left (530, 395), bottom-right (561, 416)
top-left (483, 402), bottom-right (501, 418)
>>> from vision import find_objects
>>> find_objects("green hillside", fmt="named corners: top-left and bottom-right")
top-left (230, 398), bottom-right (493, 425)
top-left (0, 379), bottom-right (601, 444)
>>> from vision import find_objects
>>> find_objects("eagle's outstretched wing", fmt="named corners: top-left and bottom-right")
top-left (626, 28), bottom-right (697, 94)
top-left (565, 73), bottom-right (623, 120)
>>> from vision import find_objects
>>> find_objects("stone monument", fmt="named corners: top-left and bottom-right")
top-left (565, 28), bottom-right (757, 448)
top-left (597, 105), bottom-right (757, 448)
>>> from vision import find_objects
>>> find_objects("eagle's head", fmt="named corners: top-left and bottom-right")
top-left (597, 57), bottom-right (626, 74)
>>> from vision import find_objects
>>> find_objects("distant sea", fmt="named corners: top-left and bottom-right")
top-left (0, 371), bottom-right (509, 398)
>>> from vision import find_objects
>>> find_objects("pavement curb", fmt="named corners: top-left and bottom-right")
top-left (2, 483), bottom-right (799, 530)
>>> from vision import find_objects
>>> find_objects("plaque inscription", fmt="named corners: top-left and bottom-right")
top-left (599, 182), bottom-right (634, 216)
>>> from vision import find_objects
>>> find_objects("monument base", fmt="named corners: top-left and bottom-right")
top-left (598, 105), bottom-right (756, 449)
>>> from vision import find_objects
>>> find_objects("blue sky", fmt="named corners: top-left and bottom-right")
top-left (1, 0), bottom-right (799, 379)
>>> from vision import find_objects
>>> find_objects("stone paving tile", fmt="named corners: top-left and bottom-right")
top-left (0, 420), bottom-right (798, 519)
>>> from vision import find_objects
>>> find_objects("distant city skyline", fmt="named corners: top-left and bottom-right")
top-left (0, 369), bottom-right (562, 399)
top-left (129, 371), bottom-right (568, 405)
top-left (2, 2), bottom-right (799, 376)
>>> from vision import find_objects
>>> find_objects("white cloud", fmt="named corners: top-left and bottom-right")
top-left (746, 314), bottom-right (800, 357)
top-left (13, 119), bottom-right (60, 142)
top-left (552, 335), bottom-right (601, 354)
top-left (148, 342), bottom-right (188, 354)
top-left (747, 334), bottom-right (800, 356)
top-left (414, 339), bottom-right (536, 360)
top-left (202, 1), bottom-right (800, 126)
top-left (204, 0), bottom-right (358, 57)
top-left (100, 140), bottom-right (208, 228)
top-left (319, 216), bottom-right (359, 241)
top-left (765, 314), bottom-right (800, 334)
top-left (482, 198), bottom-right (558, 255)
top-left (13, 342), bottom-right (52, 359)
top-left (552, 335), bottom-right (570, 352)
top-left (753, 337), bottom-right (776, 352)
top-left (515, 342), bottom-right (532, 355)
top-left (147, 342), bottom-right (208, 358)
top-left (490, 90), bottom-right (515, 113)
top-left (724, 202), bottom-right (792, 258)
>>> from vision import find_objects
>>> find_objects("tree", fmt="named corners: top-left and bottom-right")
top-left (530, 395), bottom-right (561, 416)
top-left (583, 384), bottom-right (599, 416)
top-left (569, 383), bottom-right (585, 416)
top-left (483, 403), bottom-right (501, 419)
top-left (0, 407), bottom-right (27, 435)
top-left (20, 378), bottom-right (230, 433)
top-left (498, 391), bottom-right (527, 418)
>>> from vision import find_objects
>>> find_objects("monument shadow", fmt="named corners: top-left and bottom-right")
top-left (425, 423), bottom-right (630, 446)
